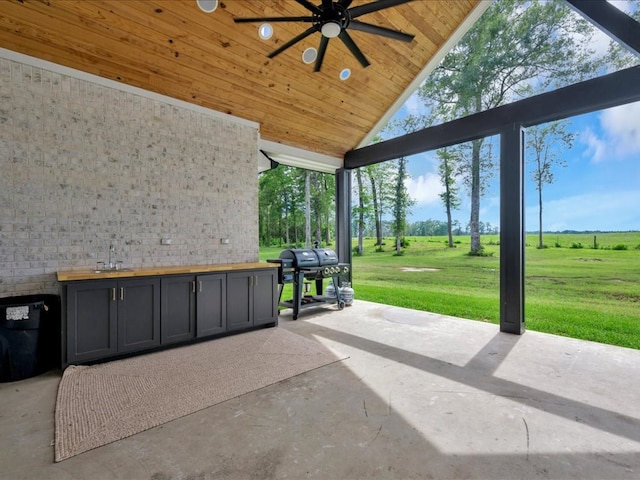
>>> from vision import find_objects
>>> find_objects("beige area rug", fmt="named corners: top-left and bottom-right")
top-left (55, 327), bottom-right (345, 462)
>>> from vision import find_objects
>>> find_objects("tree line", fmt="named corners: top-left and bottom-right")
top-left (258, 166), bottom-right (335, 248)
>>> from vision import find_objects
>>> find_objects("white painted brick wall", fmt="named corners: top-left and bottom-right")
top-left (0, 57), bottom-right (259, 297)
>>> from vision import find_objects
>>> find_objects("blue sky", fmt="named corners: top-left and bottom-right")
top-left (400, 101), bottom-right (640, 232)
top-left (390, 2), bottom-right (640, 233)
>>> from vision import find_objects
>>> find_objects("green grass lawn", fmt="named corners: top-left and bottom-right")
top-left (260, 232), bottom-right (640, 350)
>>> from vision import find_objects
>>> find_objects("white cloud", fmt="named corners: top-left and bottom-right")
top-left (525, 190), bottom-right (640, 231)
top-left (581, 127), bottom-right (608, 163)
top-left (405, 173), bottom-right (443, 205)
top-left (581, 101), bottom-right (640, 163)
top-left (600, 102), bottom-right (640, 156)
top-left (403, 92), bottom-right (423, 116)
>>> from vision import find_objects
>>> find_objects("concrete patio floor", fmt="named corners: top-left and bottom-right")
top-left (1, 299), bottom-right (639, 479)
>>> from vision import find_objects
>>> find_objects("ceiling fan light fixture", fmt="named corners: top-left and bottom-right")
top-left (258, 23), bottom-right (273, 40)
top-left (321, 21), bottom-right (341, 39)
top-left (196, 0), bottom-right (218, 13)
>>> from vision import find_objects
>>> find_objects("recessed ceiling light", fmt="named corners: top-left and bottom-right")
top-left (340, 68), bottom-right (351, 81)
top-left (258, 23), bottom-right (273, 40)
top-left (302, 47), bottom-right (317, 64)
top-left (196, 0), bottom-right (218, 13)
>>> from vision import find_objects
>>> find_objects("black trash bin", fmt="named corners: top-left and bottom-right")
top-left (0, 294), bottom-right (60, 382)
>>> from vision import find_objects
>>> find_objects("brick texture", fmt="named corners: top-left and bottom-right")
top-left (0, 57), bottom-right (259, 297)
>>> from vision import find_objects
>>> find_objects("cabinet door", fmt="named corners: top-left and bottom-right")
top-left (196, 273), bottom-right (227, 337)
top-left (226, 271), bottom-right (252, 332)
top-left (161, 275), bottom-right (196, 344)
top-left (66, 280), bottom-right (118, 364)
top-left (117, 277), bottom-right (161, 353)
top-left (253, 269), bottom-right (278, 327)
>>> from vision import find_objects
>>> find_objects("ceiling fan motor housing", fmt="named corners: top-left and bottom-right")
top-left (315, 3), bottom-right (351, 38)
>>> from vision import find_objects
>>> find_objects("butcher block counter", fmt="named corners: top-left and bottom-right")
top-left (56, 262), bottom-right (277, 282)
top-left (57, 262), bottom-right (279, 368)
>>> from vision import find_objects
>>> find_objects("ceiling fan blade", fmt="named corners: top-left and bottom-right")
top-left (267, 25), bottom-right (320, 59)
top-left (338, 30), bottom-right (370, 68)
top-left (234, 16), bottom-right (314, 23)
top-left (339, 0), bottom-right (354, 7)
top-left (314, 36), bottom-right (329, 72)
top-left (349, 0), bottom-right (414, 19)
top-left (348, 20), bottom-right (415, 42)
top-left (296, 0), bottom-right (322, 15)
top-left (321, 0), bottom-right (334, 10)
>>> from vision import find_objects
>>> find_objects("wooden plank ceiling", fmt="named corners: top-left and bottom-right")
top-left (0, 0), bottom-right (481, 166)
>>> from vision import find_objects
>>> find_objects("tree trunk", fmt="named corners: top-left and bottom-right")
top-left (355, 169), bottom-right (365, 256)
top-left (469, 138), bottom-right (482, 255)
top-left (285, 207), bottom-right (290, 247)
top-left (325, 215), bottom-right (331, 246)
top-left (538, 180), bottom-right (543, 249)
top-left (446, 195), bottom-right (454, 248)
top-left (367, 172), bottom-right (382, 247)
top-left (305, 171), bottom-right (311, 247)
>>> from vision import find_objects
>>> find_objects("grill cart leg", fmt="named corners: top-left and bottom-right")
top-left (292, 271), bottom-right (305, 320)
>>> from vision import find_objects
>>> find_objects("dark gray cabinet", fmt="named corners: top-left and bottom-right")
top-left (160, 273), bottom-right (226, 344)
top-left (66, 280), bottom-right (118, 364)
top-left (65, 277), bottom-right (160, 364)
top-left (196, 273), bottom-right (227, 337)
top-left (227, 269), bottom-right (277, 331)
top-left (62, 266), bottom-right (276, 366)
top-left (160, 275), bottom-right (196, 345)
top-left (117, 278), bottom-right (161, 353)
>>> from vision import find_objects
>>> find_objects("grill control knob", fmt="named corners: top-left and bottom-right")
top-left (323, 267), bottom-right (330, 276)
top-left (342, 266), bottom-right (350, 274)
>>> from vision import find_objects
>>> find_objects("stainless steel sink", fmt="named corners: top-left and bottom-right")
top-left (93, 268), bottom-right (133, 273)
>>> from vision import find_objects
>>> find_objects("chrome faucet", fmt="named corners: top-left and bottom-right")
top-left (96, 243), bottom-right (123, 271)
top-left (108, 244), bottom-right (115, 269)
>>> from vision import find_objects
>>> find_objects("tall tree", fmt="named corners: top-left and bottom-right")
top-left (392, 157), bottom-right (414, 254)
top-left (526, 121), bottom-right (575, 248)
top-left (417, 0), bottom-right (605, 255)
top-left (304, 170), bottom-right (311, 247)
top-left (353, 168), bottom-right (368, 255)
top-left (437, 148), bottom-right (462, 248)
top-left (364, 162), bottom-right (397, 249)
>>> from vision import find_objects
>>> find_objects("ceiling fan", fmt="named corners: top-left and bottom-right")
top-left (233, 0), bottom-right (416, 72)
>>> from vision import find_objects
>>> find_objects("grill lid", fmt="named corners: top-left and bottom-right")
top-left (278, 248), bottom-right (339, 268)
top-left (279, 249), bottom-right (319, 268)
top-left (313, 248), bottom-right (338, 266)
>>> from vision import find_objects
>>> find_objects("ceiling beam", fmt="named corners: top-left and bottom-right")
top-left (564, 0), bottom-right (640, 57)
top-left (344, 66), bottom-right (640, 169)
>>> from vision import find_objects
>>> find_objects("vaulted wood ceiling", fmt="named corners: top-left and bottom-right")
top-left (0, 0), bottom-right (484, 169)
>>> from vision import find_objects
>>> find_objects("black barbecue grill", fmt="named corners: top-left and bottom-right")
top-left (268, 248), bottom-right (350, 320)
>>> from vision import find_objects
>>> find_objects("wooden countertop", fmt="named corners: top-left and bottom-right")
top-left (57, 262), bottom-right (278, 282)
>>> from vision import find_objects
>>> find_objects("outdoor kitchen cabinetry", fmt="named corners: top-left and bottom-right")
top-left (160, 273), bottom-right (226, 344)
top-left (59, 262), bottom-right (278, 367)
top-left (65, 277), bottom-right (160, 364)
top-left (226, 269), bottom-right (278, 331)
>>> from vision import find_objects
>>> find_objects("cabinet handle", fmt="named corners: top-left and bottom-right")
top-left (254, 275), bottom-right (258, 286)
top-left (120, 287), bottom-right (124, 301)
top-left (249, 276), bottom-right (253, 287)
top-left (199, 281), bottom-right (203, 293)
top-left (192, 280), bottom-right (196, 293)
top-left (112, 287), bottom-right (116, 301)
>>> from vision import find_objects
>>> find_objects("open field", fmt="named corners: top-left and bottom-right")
top-left (260, 232), bottom-right (640, 350)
